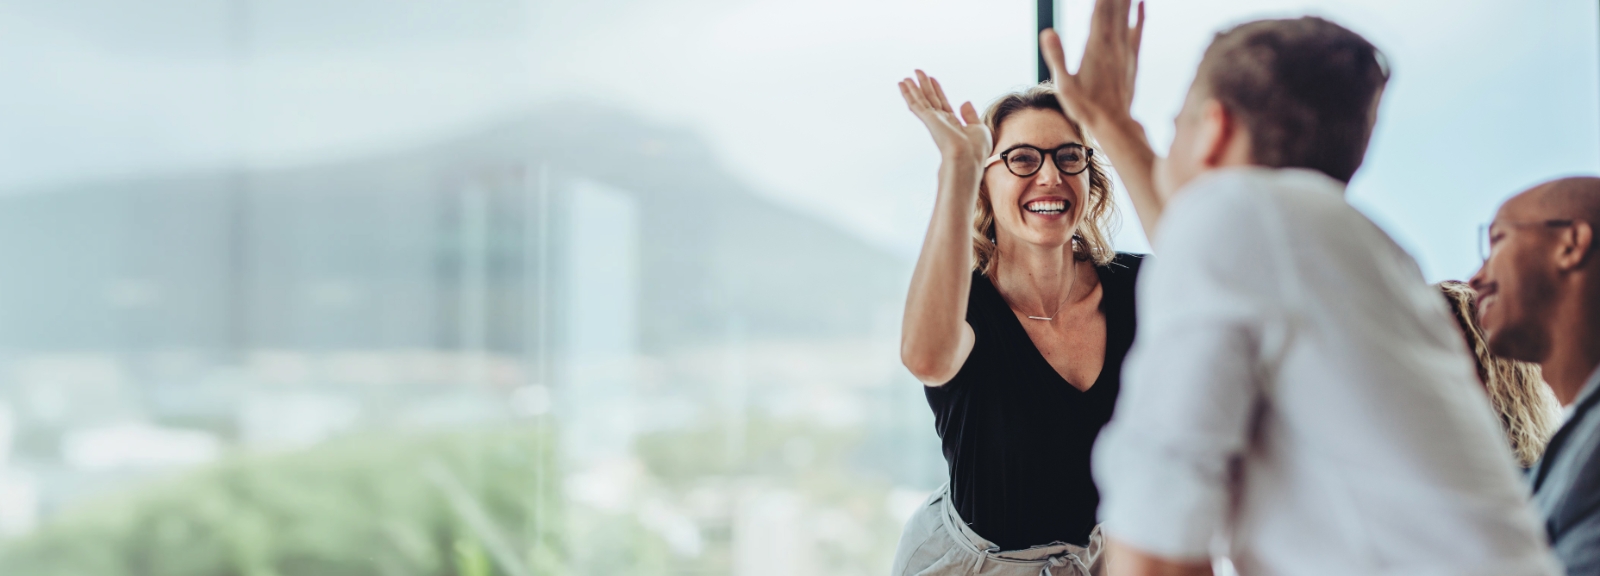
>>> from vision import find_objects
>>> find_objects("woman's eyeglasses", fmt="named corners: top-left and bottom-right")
top-left (985, 144), bottom-right (1093, 178)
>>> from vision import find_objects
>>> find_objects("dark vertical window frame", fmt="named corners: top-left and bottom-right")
top-left (1037, 0), bottom-right (1055, 83)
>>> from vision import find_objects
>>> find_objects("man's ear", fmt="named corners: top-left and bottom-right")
top-left (1198, 99), bottom-right (1236, 169)
top-left (1556, 220), bottom-right (1594, 271)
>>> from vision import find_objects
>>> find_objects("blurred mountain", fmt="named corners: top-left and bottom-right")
top-left (0, 102), bottom-right (910, 355)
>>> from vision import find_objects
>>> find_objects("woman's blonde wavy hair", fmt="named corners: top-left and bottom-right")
top-left (1437, 281), bottom-right (1561, 468)
top-left (973, 83), bottom-right (1119, 278)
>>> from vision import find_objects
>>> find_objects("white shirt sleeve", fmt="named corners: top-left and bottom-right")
top-left (1093, 182), bottom-right (1288, 560)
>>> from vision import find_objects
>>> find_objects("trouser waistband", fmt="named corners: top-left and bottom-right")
top-left (932, 483), bottom-right (1103, 573)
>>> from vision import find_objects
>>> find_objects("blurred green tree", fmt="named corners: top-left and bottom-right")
top-left (0, 424), bottom-right (561, 576)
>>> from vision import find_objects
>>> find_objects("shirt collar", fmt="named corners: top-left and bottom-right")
top-left (1180, 166), bottom-right (1348, 198)
top-left (1531, 364), bottom-right (1600, 490)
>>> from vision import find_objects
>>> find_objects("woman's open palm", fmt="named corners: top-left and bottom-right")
top-left (899, 70), bottom-right (992, 165)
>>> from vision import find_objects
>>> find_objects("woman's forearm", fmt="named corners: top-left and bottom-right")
top-left (901, 154), bottom-right (982, 385)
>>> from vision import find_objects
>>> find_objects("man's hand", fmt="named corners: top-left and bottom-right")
top-left (1105, 538), bottom-right (1214, 576)
top-left (1039, 0), bottom-right (1168, 243)
top-left (1040, 0), bottom-right (1144, 132)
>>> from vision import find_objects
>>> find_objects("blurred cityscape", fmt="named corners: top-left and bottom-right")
top-left (0, 103), bottom-right (945, 574)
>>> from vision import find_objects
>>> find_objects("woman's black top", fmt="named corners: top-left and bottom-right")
top-left (924, 252), bottom-right (1143, 550)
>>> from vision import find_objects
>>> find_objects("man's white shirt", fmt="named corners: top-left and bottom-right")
top-left (1093, 167), bottom-right (1561, 575)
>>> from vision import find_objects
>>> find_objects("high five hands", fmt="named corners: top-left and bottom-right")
top-left (1040, 0), bottom-right (1167, 239)
top-left (897, 0), bottom-right (1161, 240)
top-left (899, 70), bottom-right (993, 169)
top-left (1040, 0), bottom-right (1146, 132)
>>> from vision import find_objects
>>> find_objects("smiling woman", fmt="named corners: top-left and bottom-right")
top-left (893, 73), bottom-right (1141, 575)
top-left (973, 84), bottom-right (1120, 277)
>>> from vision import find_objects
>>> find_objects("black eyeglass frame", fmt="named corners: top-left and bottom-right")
top-left (1478, 219), bottom-right (1576, 263)
top-left (984, 144), bottom-right (1095, 178)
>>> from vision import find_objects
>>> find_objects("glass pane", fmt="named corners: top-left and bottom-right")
top-left (0, 1), bottom-right (982, 573)
top-left (0, 1), bottom-right (1595, 575)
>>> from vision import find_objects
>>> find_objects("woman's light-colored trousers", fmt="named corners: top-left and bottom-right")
top-left (890, 484), bottom-right (1105, 576)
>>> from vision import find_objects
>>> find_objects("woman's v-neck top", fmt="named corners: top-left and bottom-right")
top-left (923, 252), bottom-right (1143, 550)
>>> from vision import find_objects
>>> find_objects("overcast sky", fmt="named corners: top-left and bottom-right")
top-left (1, 0), bottom-right (1596, 281)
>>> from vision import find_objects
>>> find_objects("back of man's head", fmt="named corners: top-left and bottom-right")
top-left (1196, 17), bottom-right (1389, 183)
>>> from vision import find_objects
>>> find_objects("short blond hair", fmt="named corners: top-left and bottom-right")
top-left (972, 83), bottom-right (1118, 277)
top-left (1437, 281), bottom-right (1561, 467)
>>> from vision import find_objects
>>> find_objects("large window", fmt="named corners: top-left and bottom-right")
top-left (0, 1), bottom-right (1595, 574)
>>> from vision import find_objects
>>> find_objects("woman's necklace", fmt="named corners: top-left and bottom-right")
top-left (1025, 300), bottom-right (1070, 321)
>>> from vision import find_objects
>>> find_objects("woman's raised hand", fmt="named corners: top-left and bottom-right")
top-left (899, 71), bottom-right (993, 166)
top-left (899, 70), bottom-right (983, 387)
